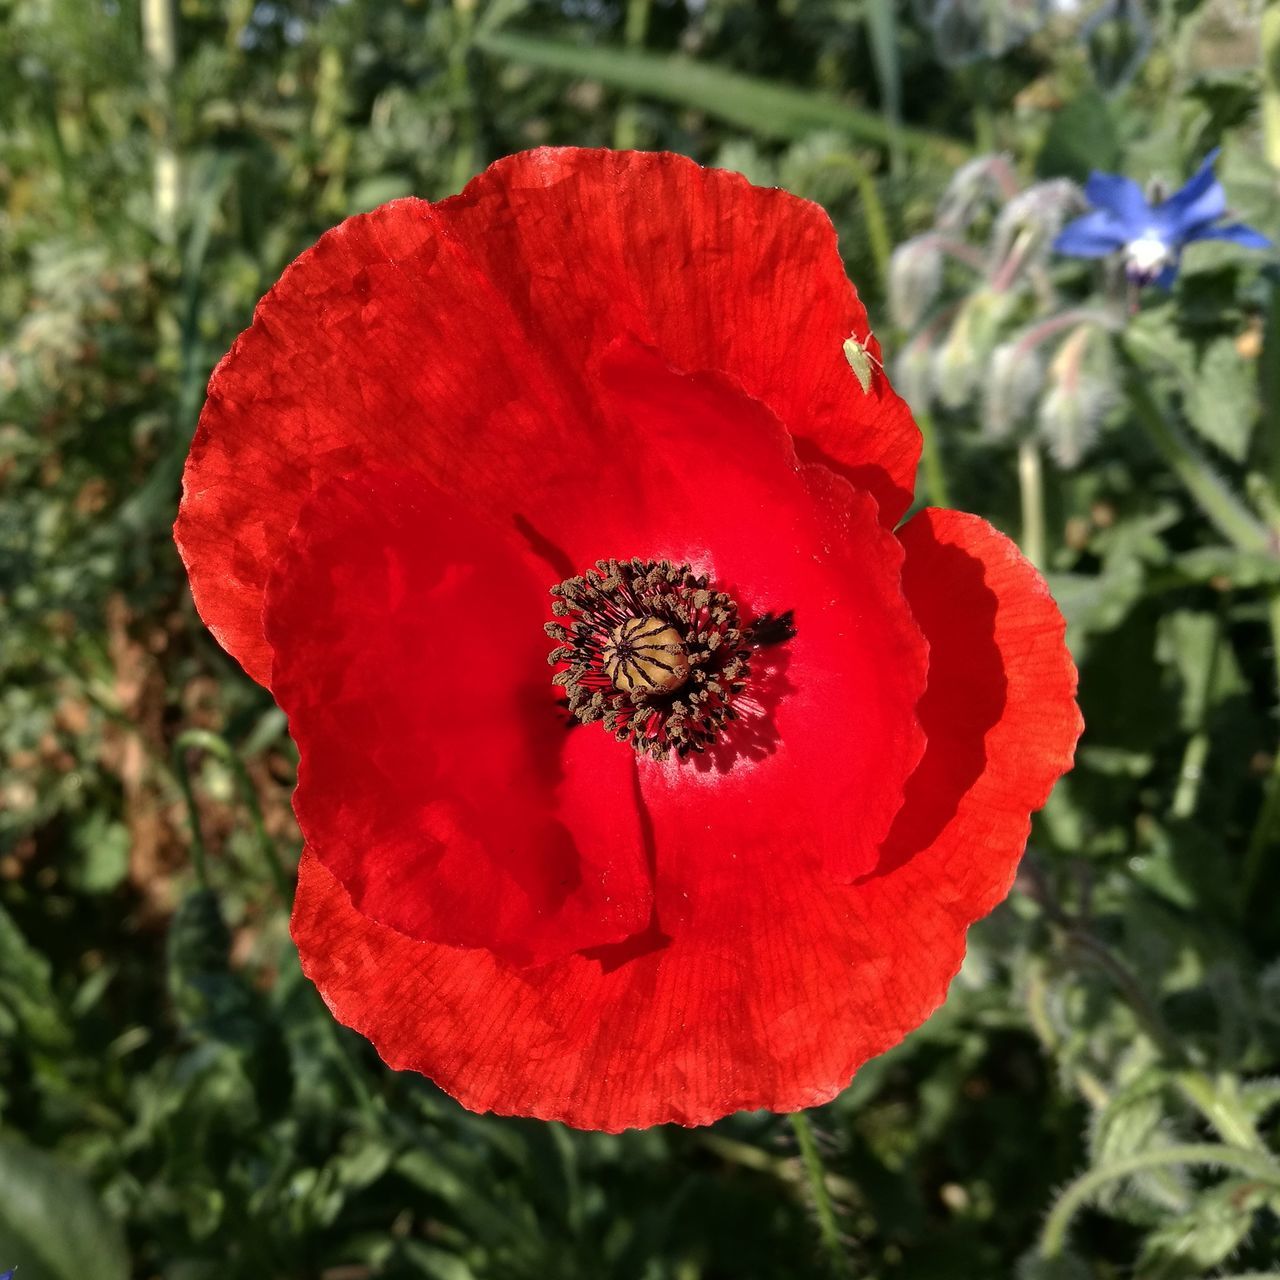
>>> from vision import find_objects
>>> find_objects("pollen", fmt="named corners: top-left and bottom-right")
top-left (545, 558), bottom-right (793, 761)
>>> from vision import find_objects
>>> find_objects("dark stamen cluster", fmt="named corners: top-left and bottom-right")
top-left (546, 559), bottom-right (761, 760)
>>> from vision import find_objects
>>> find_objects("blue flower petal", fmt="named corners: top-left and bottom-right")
top-left (1082, 170), bottom-right (1150, 231)
top-left (1054, 209), bottom-right (1130, 258)
top-left (1152, 262), bottom-right (1180, 289)
top-left (1159, 149), bottom-right (1226, 237)
top-left (1185, 221), bottom-right (1273, 250)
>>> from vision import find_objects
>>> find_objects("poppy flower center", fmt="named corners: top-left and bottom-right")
top-left (545, 559), bottom-right (792, 760)
top-left (603, 617), bottom-right (691, 695)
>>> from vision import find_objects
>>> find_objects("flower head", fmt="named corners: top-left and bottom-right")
top-left (1054, 149), bottom-right (1270, 287)
top-left (176, 149), bottom-right (1081, 1131)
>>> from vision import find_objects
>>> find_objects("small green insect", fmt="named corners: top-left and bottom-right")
top-left (843, 332), bottom-right (884, 393)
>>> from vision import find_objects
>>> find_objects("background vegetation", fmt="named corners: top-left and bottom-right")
top-left (3, 0), bottom-right (1280, 1275)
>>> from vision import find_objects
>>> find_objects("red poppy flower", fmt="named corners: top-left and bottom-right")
top-left (176, 148), bottom-right (1081, 1131)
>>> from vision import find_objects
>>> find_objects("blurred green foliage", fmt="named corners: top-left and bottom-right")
top-left (2, 0), bottom-right (1280, 1276)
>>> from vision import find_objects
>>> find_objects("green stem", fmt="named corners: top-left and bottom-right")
top-left (171, 740), bottom-right (211, 891)
top-left (172, 729), bottom-right (293, 901)
top-left (613, 0), bottom-right (652, 150)
top-left (1171, 730), bottom-right (1209, 819)
top-left (789, 1113), bottom-right (853, 1277)
top-left (1121, 352), bottom-right (1271, 554)
top-left (1262, 279), bottom-right (1280, 502)
top-left (448, 0), bottom-right (478, 193)
top-left (698, 1132), bottom-right (861, 1201)
top-left (1039, 1144), bottom-right (1280, 1258)
top-left (141, 0), bottom-right (180, 241)
top-left (313, 984), bottom-right (382, 1123)
top-left (1174, 1071), bottom-right (1267, 1153)
top-left (1242, 587), bottom-right (1280, 902)
top-left (1171, 605), bottom-right (1224, 820)
top-left (1018, 436), bottom-right (1046, 569)
top-left (916, 409), bottom-right (951, 509)
top-left (1262, 5), bottom-right (1280, 172)
top-left (816, 154), bottom-right (893, 295)
top-left (1063, 930), bottom-right (1264, 1150)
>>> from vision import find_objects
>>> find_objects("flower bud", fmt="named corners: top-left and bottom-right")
top-left (988, 179), bottom-right (1084, 289)
top-left (893, 335), bottom-right (936, 414)
top-left (1036, 323), bottom-right (1116, 468)
top-left (889, 235), bottom-right (945, 330)
top-left (984, 340), bottom-right (1046, 439)
top-left (933, 289), bottom-right (1012, 410)
top-left (936, 155), bottom-right (1015, 231)
top-left (1038, 376), bottom-right (1113, 467)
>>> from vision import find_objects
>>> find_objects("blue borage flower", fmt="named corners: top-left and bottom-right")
top-left (1054, 149), bottom-right (1270, 288)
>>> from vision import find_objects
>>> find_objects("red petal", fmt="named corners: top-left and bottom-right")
top-left (585, 341), bottom-right (927, 889)
top-left (290, 507), bottom-right (1079, 1131)
top-left (264, 469), bottom-right (652, 966)
top-left (445, 150), bottom-right (920, 523)
top-left (176, 195), bottom-right (588, 685)
top-left (881, 508), bottom-right (1083, 894)
top-left (176, 149), bottom-right (920, 685)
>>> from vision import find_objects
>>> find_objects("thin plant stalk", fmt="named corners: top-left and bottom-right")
top-left (916, 409), bottom-right (951, 509)
top-left (142, 0), bottom-right (180, 241)
top-left (1017, 436), bottom-right (1046, 569)
top-left (1263, 5), bottom-right (1280, 172)
top-left (1171, 605), bottom-right (1224, 820)
top-left (449, 0), bottom-right (479, 193)
top-left (613, 0), bottom-right (653, 150)
top-left (171, 741), bottom-right (212, 891)
top-left (1120, 351), bottom-right (1270, 554)
top-left (817, 153), bottom-right (893, 293)
top-left (172, 729), bottom-right (294, 901)
top-left (1024, 876), bottom-right (1267, 1152)
top-left (1242, 587), bottom-right (1280, 904)
top-left (1039, 1144), bottom-right (1280, 1258)
top-left (789, 1112), bottom-right (853, 1278)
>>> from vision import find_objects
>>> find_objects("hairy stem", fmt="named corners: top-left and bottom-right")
top-left (1171, 605), bottom-right (1224, 820)
top-left (1040, 1144), bottom-right (1280, 1258)
top-left (789, 1113), bottom-right (854, 1277)
top-left (916, 409), bottom-right (952, 509)
top-left (1120, 349), bottom-right (1270, 554)
top-left (172, 728), bottom-right (294, 900)
top-left (1242, 587), bottom-right (1280, 904)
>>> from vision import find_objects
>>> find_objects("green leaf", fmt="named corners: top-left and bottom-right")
top-left (864, 0), bottom-right (902, 158)
top-left (1047, 558), bottom-right (1146, 649)
top-left (1035, 90), bottom-right (1120, 181)
top-left (1185, 338), bottom-right (1259, 463)
top-left (1157, 610), bottom-right (1247, 730)
top-left (1138, 1178), bottom-right (1267, 1271)
top-left (474, 31), bottom-right (967, 160)
top-left (1172, 546), bottom-right (1280, 587)
top-left (165, 890), bottom-right (256, 1045)
top-left (0, 1137), bottom-right (128, 1280)
top-left (1088, 1072), bottom-right (1190, 1215)
top-left (66, 813), bottom-right (129, 895)
top-left (0, 904), bottom-right (70, 1051)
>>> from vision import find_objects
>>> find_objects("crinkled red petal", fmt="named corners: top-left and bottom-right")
top-left (587, 341), bottom-right (927, 888)
top-left (175, 148), bottom-right (920, 686)
top-left (290, 507), bottom-right (1080, 1130)
top-left (263, 469), bottom-right (653, 966)
top-left (266, 348), bottom-right (926, 963)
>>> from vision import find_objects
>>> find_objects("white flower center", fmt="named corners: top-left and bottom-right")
top-left (1124, 231), bottom-right (1173, 277)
